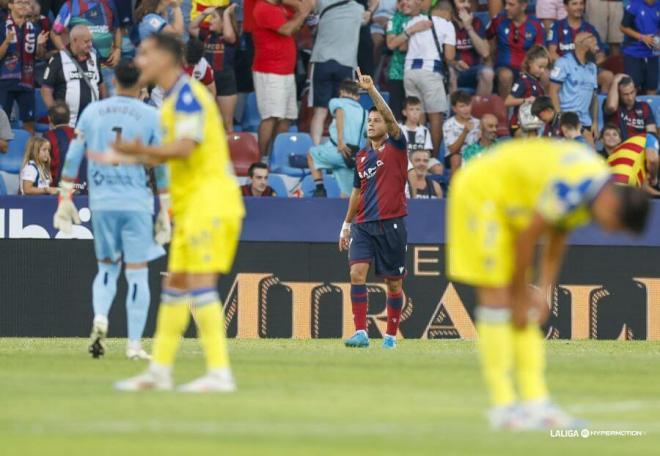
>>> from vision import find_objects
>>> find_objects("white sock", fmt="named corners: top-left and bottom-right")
top-left (93, 314), bottom-right (109, 331)
top-left (127, 339), bottom-right (142, 352)
top-left (149, 362), bottom-right (172, 378)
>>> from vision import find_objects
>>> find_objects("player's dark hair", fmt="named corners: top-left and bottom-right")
top-left (338, 80), bottom-right (359, 97)
top-left (403, 96), bottom-right (422, 108)
top-left (450, 90), bottom-right (471, 107)
top-left (615, 185), bottom-right (650, 234)
top-left (618, 76), bottom-right (635, 89)
top-left (47, 100), bottom-right (70, 126)
top-left (559, 111), bottom-right (580, 130)
top-left (114, 59), bottom-right (140, 88)
top-left (146, 32), bottom-right (184, 65)
top-left (531, 96), bottom-right (554, 117)
top-left (184, 38), bottom-right (205, 66)
top-left (248, 162), bottom-right (268, 178)
top-left (600, 123), bottom-right (622, 139)
top-left (368, 106), bottom-right (380, 114)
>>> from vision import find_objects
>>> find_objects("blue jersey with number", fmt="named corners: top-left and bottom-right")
top-left (61, 95), bottom-right (162, 212)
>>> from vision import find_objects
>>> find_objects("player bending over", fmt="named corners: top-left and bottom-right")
top-left (447, 138), bottom-right (650, 430)
top-left (339, 69), bottom-right (408, 349)
top-left (53, 60), bottom-right (170, 360)
top-left (97, 33), bottom-right (245, 393)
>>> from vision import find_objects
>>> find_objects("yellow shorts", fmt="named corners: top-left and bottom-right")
top-left (447, 170), bottom-right (514, 288)
top-left (168, 212), bottom-right (242, 274)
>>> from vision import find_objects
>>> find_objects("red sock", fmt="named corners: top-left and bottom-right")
top-left (351, 284), bottom-right (368, 331)
top-left (386, 291), bottom-right (404, 336)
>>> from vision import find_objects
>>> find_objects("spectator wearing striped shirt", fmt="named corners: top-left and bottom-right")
top-left (43, 100), bottom-right (75, 187)
top-left (604, 74), bottom-right (657, 142)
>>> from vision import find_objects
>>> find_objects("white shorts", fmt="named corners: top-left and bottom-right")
top-left (404, 69), bottom-right (448, 114)
top-left (586, 0), bottom-right (624, 44)
top-left (536, 0), bottom-right (567, 20)
top-left (253, 71), bottom-right (298, 120)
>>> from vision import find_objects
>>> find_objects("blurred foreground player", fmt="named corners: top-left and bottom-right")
top-left (53, 60), bottom-right (169, 360)
top-left (96, 33), bottom-right (245, 393)
top-left (339, 69), bottom-right (407, 349)
top-left (447, 138), bottom-right (650, 430)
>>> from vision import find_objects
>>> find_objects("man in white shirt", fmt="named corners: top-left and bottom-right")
top-left (401, 0), bottom-right (456, 155)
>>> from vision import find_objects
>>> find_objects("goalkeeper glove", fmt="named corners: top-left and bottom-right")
top-left (155, 193), bottom-right (172, 245)
top-left (53, 180), bottom-right (80, 234)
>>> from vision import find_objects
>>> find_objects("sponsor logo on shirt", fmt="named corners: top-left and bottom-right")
top-left (358, 159), bottom-right (384, 180)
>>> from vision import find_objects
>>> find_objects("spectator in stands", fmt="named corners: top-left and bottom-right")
top-left (307, 79), bottom-right (366, 197)
top-left (408, 149), bottom-right (442, 198)
top-left (505, 45), bottom-right (549, 137)
top-left (399, 95), bottom-right (433, 153)
top-left (559, 111), bottom-right (588, 144)
top-left (0, 0), bottom-right (49, 134)
top-left (620, 0), bottom-right (660, 95)
top-left (51, 0), bottom-right (122, 68)
top-left (604, 74), bottom-right (657, 141)
top-left (253, 0), bottom-right (313, 156)
top-left (41, 25), bottom-right (107, 126)
top-left (0, 108), bottom-right (13, 153)
top-left (443, 90), bottom-right (479, 174)
top-left (356, 0), bottom-right (378, 76)
top-left (189, 4), bottom-right (238, 132)
top-left (20, 136), bottom-right (57, 195)
top-left (134, 0), bottom-right (184, 42)
top-left (462, 112), bottom-right (498, 163)
top-left (547, 0), bottom-right (613, 92)
top-left (487, 0), bottom-right (544, 99)
top-left (449, 0), bottom-right (492, 96)
top-left (308, 0), bottom-right (364, 145)
top-left (536, 0), bottom-right (566, 34)
top-left (385, 0), bottom-right (411, 121)
top-left (532, 95), bottom-right (563, 137)
top-left (597, 123), bottom-right (622, 158)
top-left (371, 0), bottom-right (396, 73)
top-left (183, 38), bottom-right (217, 97)
top-left (43, 100), bottom-right (74, 186)
top-left (403, 0), bottom-right (456, 153)
top-left (549, 31), bottom-right (599, 143)
top-left (241, 162), bottom-right (277, 197)
top-left (586, 0), bottom-right (623, 56)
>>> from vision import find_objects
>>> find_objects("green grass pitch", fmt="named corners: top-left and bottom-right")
top-left (1, 339), bottom-right (659, 456)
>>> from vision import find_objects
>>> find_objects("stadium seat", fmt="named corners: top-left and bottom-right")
top-left (359, 91), bottom-right (390, 110)
top-left (227, 132), bottom-right (260, 177)
top-left (241, 92), bottom-right (261, 132)
top-left (268, 174), bottom-right (288, 197)
top-left (0, 129), bottom-right (30, 174)
top-left (300, 173), bottom-right (341, 198)
top-left (471, 95), bottom-right (509, 137)
top-left (638, 95), bottom-right (660, 124)
top-left (269, 132), bottom-right (313, 177)
top-left (0, 174), bottom-right (6, 195)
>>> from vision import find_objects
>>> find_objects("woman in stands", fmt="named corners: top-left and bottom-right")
top-left (20, 136), bottom-right (57, 195)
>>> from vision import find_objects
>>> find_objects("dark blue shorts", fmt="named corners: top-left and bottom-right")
top-left (0, 80), bottom-right (35, 122)
top-left (623, 55), bottom-right (659, 93)
top-left (457, 64), bottom-right (488, 89)
top-left (311, 59), bottom-right (354, 108)
top-left (348, 217), bottom-right (408, 278)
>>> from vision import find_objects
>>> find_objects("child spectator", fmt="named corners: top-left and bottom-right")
top-left (399, 96), bottom-right (444, 174)
top-left (559, 111), bottom-right (587, 144)
top-left (620, 0), bottom-right (660, 95)
top-left (241, 162), bottom-right (276, 197)
top-left (408, 149), bottom-right (442, 199)
top-left (307, 79), bottom-right (366, 198)
top-left (189, 4), bottom-right (238, 132)
top-left (598, 124), bottom-right (623, 159)
top-left (442, 90), bottom-right (479, 174)
top-left (43, 100), bottom-right (75, 186)
top-left (183, 38), bottom-right (217, 97)
top-left (20, 136), bottom-right (57, 195)
top-left (531, 95), bottom-right (563, 138)
top-left (505, 45), bottom-right (549, 137)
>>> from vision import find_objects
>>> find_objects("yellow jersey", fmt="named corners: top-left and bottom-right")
top-left (607, 134), bottom-right (647, 187)
top-left (160, 75), bottom-right (244, 220)
top-left (456, 138), bottom-right (611, 232)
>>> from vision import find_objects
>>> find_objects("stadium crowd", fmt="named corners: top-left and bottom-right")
top-left (0, 0), bottom-right (659, 198)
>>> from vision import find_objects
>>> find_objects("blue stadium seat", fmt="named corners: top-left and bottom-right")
top-left (637, 95), bottom-right (660, 124)
top-left (0, 174), bottom-right (6, 195)
top-left (0, 129), bottom-right (30, 174)
top-left (269, 132), bottom-right (313, 177)
top-left (300, 173), bottom-right (341, 198)
top-left (268, 174), bottom-right (288, 197)
top-left (241, 92), bottom-right (261, 132)
top-left (359, 91), bottom-right (390, 110)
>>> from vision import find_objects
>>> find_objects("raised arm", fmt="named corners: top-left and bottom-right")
top-left (356, 68), bottom-right (400, 138)
top-left (223, 4), bottom-right (238, 44)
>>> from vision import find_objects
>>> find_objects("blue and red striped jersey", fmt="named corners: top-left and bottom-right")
top-left (509, 72), bottom-right (544, 129)
top-left (45, 125), bottom-right (75, 185)
top-left (548, 19), bottom-right (606, 57)
top-left (199, 28), bottom-right (236, 72)
top-left (541, 113), bottom-right (563, 138)
top-left (486, 13), bottom-right (544, 70)
top-left (353, 135), bottom-right (408, 224)
top-left (454, 16), bottom-right (486, 67)
top-left (603, 100), bottom-right (656, 141)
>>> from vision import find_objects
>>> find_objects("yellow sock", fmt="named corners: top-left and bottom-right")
top-left (513, 323), bottom-right (549, 402)
top-left (476, 307), bottom-right (516, 407)
top-left (152, 291), bottom-right (191, 367)
top-left (191, 290), bottom-right (230, 370)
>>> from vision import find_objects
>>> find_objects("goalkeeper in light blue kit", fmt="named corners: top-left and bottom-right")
top-left (53, 60), bottom-right (171, 360)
